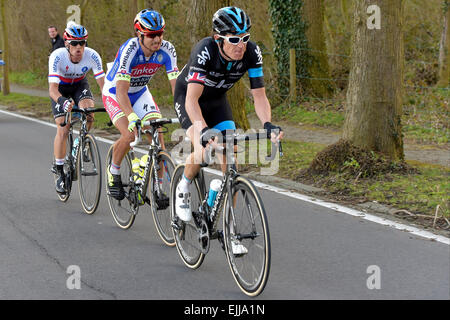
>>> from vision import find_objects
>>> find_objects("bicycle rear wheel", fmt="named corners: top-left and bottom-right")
top-left (223, 176), bottom-right (271, 297)
top-left (170, 164), bottom-right (205, 269)
top-left (149, 151), bottom-right (176, 246)
top-left (78, 134), bottom-right (102, 215)
top-left (105, 145), bottom-right (137, 229)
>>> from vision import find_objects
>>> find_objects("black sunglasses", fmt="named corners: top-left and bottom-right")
top-left (69, 40), bottom-right (87, 46)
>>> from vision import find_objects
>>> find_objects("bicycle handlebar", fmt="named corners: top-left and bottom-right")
top-left (59, 101), bottom-right (107, 127)
top-left (129, 118), bottom-right (180, 148)
top-left (206, 132), bottom-right (283, 162)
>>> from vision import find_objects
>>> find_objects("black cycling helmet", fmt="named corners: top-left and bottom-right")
top-left (212, 7), bottom-right (251, 35)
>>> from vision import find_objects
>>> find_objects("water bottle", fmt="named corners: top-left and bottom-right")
top-left (72, 137), bottom-right (80, 158)
top-left (207, 179), bottom-right (222, 207)
top-left (132, 157), bottom-right (142, 184)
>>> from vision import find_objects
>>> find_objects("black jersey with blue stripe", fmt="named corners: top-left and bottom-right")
top-left (176, 37), bottom-right (264, 98)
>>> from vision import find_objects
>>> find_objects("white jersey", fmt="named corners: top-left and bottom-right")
top-left (48, 47), bottom-right (105, 85)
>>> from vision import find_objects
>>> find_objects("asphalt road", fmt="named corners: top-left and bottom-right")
top-left (0, 110), bottom-right (449, 300)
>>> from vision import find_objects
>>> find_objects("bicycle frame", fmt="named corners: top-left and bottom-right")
top-left (198, 133), bottom-right (281, 238)
top-left (128, 118), bottom-right (178, 206)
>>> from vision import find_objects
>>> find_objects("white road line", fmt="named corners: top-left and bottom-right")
top-left (2, 108), bottom-right (448, 245)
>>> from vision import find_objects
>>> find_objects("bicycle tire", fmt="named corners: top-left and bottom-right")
top-left (149, 151), bottom-right (176, 247)
top-left (223, 176), bottom-right (271, 297)
top-left (77, 134), bottom-right (102, 215)
top-left (170, 164), bottom-right (205, 269)
top-left (105, 145), bottom-right (136, 229)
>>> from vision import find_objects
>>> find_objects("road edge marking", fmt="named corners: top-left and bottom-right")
top-left (2, 108), bottom-right (448, 245)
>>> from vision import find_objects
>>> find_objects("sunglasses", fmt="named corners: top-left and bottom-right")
top-left (69, 40), bottom-right (87, 46)
top-left (143, 31), bottom-right (164, 38)
top-left (219, 34), bottom-right (250, 45)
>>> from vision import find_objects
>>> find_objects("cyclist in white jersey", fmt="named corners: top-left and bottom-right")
top-left (103, 9), bottom-right (179, 200)
top-left (48, 22), bottom-right (105, 194)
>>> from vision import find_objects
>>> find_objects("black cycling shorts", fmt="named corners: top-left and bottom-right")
top-left (174, 90), bottom-right (234, 131)
top-left (51, 78), bottom-right (94, 119)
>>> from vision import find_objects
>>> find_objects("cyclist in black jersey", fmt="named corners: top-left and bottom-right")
top-left (173, 7), bottom-right (284, 237)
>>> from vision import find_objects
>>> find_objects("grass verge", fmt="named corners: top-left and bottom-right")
top-left (1, 91), bottom-right (448, 232)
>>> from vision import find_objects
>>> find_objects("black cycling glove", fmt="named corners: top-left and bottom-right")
top-left (264, 122), bottom-right (282, 139)
top-left (199, 127), bottom-right (214, 148)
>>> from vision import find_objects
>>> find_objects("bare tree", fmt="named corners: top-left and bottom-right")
top-left (1, 0), bottom-right (9, 95)
top-left (302, 0), bottom-right (334, 97)
top-left (438, 0), bottom-right (449, 87)
top-left (343, 0), bottom-right (404, 160)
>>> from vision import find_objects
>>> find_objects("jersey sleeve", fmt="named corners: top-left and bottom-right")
top-left (247, 43), bottom-right (264, 89)
top-left (48, 50), bottom-right (61, 84)
top-left (115, 39), bottom-right (139, 82)
top-left (89, 49), bottom-right (105, 80)
top-left (161, 41), bottom-right (179, 81)
top-left (186, 39), bottom-right (212, 86)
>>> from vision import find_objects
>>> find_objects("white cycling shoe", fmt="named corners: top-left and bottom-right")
top-left (231, 239), bottom-right (248, 256)
top-left (175, 183), bottom-right (192, 222)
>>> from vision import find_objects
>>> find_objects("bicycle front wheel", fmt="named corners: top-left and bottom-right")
top-left (170, 164), bottom-right (205, 269)
top-left (105, 145), bottom-right (136, 229)
top-left (149, 151), bottom-right (176, 247)
top-left (78, 134), bottom-right (102, 214)
top-left (223, 176), bottom-right (271, 297)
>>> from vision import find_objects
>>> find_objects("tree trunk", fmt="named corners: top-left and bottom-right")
top-left (302, 0), bottom-right (334, 97)
top-left (1, 0), bottom-right (9, 95)
top-left (343, 0), bottom-right (404, 160)
top-left (80, 0), bottom-right (89, 25)
top-left (187, 0), bottom-right (249, 130)
top-left (437, 1), bottom-right (449, 88)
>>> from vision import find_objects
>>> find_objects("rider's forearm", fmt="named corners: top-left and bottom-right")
top-left (186, 98), bottom-right (207, 132)
top-left (253, 88), bottom-right (271, 126)
top-left (49, 84), bottom-right (63, 103)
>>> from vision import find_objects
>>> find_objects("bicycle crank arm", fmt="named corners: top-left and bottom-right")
top-left (236, 232), bottom-right (260, 241)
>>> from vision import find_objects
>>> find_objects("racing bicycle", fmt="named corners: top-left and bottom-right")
top-left (51, 107), bottom-right (106, 214)
top-left (170, 131), bottom-right (282, 296)
top-left (105, 118), bottom-right (179, 247)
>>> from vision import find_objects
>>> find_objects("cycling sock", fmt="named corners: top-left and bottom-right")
top-left (178, 174), bottom-right (192, 193)
top-left (110, 162), bottom-right (121, 175)
top-left (55, 158), bottom-right (65, 166)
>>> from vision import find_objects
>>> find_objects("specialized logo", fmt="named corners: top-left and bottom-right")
top-left (197, 47), bottom-right (210, 65)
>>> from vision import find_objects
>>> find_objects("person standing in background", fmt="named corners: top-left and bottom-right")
top-left (48, 25), bottom-right (65, 53)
